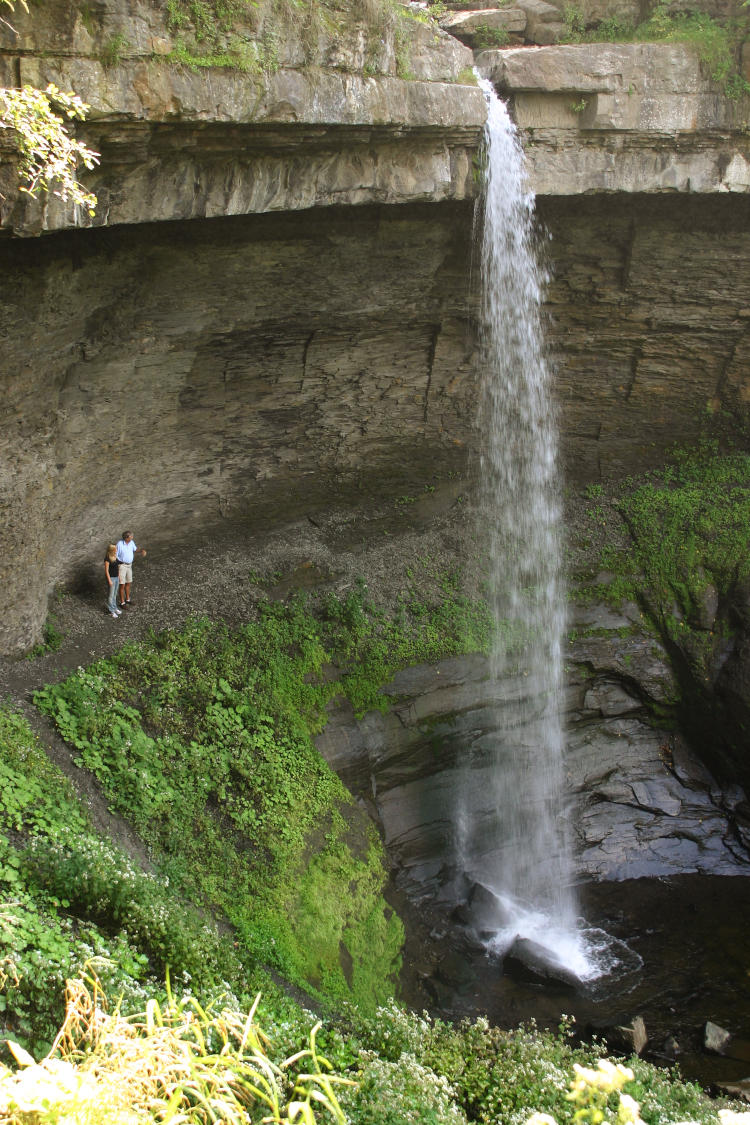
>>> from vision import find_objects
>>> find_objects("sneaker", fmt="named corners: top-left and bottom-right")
top-left (110, 611), bottom-right (119, 619)
top-left (114, 608), bottom-right (122, 616)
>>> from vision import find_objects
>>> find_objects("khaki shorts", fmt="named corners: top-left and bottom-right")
top-left (118, 563), bottom-right (133, 584)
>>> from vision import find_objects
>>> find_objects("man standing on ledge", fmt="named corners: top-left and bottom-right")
top-left (116, 530), bottom-right (146, 608)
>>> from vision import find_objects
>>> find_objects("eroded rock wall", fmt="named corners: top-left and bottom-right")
top-left (3, 190), bottom-right (750, 652)
top-left (540, 193), bottom-right (750, 481)
top-left (0, 202), bottom-right (478, 652)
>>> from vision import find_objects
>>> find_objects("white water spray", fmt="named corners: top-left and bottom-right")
top-left (458, 78), bottom-right (592, 975)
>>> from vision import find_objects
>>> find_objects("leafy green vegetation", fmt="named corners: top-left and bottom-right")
top-left (0, 978), bottom-right (740, 1125)
top-left (0, 704), bottom-right (253, 1052)
top-left (568, 441), bottom-right (750, 763)
top-left (323, 574), bottom-right (492, 715)
top-left (29, 581), bottom-right (490, 1015)
top-left (1, 574), bottom-right (746, 1122)
top-left (24, 615), bottom-right (64, 661)
top-left (0, 81), bottom-right (99, 213)
top-left (0, 979), bottom-right (354, 1125)
top-left (162, 0), bottom-right (428, 77)
top-left (577, 445), bottom-right (750, 676)
top-left (100, 32), bottom-right (129, 68)
top-left (472, 23), bottom-right (511, 48)
top-left (33, 623), bottom-right (398, 1009)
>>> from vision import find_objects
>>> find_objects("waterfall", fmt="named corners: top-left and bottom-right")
top-left (457, 77), bottom-right (590, 976)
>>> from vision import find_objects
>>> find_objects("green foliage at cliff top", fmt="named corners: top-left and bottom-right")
top-left (562, 3), bottom-right (750, 95)
top-left (163, 0), bottom-right (428, 77)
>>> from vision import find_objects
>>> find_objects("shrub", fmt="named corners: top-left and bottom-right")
top-left (20, 830), bottom-right (242, 995)
top-left (342, 1052), bottom-right (468, 1125)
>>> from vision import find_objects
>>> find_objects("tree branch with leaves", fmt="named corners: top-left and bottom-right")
top-left (0, 0), bottom-right (100, 215)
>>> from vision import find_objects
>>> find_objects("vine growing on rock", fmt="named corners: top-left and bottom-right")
top-left (585, 445), bottom-right (750, 675)
top-left (570, 442), bottom-right (750, 783)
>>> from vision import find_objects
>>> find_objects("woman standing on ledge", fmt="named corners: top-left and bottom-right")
top-left (104, 544), bottom-right (121, 619)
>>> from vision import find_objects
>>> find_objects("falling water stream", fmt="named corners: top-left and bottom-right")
top-left (399, 81), bottom-right (747, 1067)
top-left (456, 78), bottom-right (598, 980)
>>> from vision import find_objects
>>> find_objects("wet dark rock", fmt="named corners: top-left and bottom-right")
top-left (422, 976), bottom-right (459, 1009)
top-left (663, 1035), bottom-right (681, 1059)
top-left (594, 1016), bottom-right (649, 1056)
top-left (689, 578), bottom-right (720, 631)
top-left (317, 631), bottom-right (749, 903)
top-left (718, 1079), bottom-right (750, 1103)
top-left (569, 631), bottom-right (678, 706)
top-left (503, 937), bottom-right (581, 989)
top-left (583, 681), bottom-right (643, 717)
top-left (466, 881), bottom-right (515, 931)
top-left (733, 804), bottom-right (750, 850)
top-left (436, 949), bottom-right (478, 988)
top-left (451, 903), bottom-right (474, 926)
top-left (434, 870), bottom-right (474, 907)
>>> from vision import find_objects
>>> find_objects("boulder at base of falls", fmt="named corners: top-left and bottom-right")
top-left (502, 937), bottom-right (581, 989)
top-left (463, 880), bottom-right (517, 932)
top-left (612, 1016), bottom-right (649, 1056)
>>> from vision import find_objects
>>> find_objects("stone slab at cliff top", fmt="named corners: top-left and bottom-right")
top-left (0, 0), bottom-right (486, 234)
top-left (478, 42), bottom-right (750, 194)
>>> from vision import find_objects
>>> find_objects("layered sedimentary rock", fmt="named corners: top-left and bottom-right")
top-left (0, 0), bottom-right (486, 651)
top-left (478, 42), bottom-right (750, 194)
top-left (0, 0), bottom-right (484, 234)
top-left (540, 193), bottom-right (750, 481)
top-left (3, 191), bottom-right (750, 651)
top-left (0, 203), bottom-right (478, 652)
top-left (316, 630), bottom-right (750, 891)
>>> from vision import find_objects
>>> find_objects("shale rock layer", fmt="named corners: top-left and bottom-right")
top-left (2, 192), bottom-right (750, 653)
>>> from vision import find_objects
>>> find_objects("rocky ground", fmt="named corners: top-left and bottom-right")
top-left (0, 487), bottom-right (477, 700)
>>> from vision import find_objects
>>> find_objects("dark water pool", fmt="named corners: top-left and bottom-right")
top-left (397, 875), bottom-right (750, 1089)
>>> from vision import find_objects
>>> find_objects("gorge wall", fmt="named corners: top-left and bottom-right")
top-left (2, 3), bottom-right (749, 655)
top-left (3, 190), bottom-right (749, 652)
top-left (2, 0), bottom-right (750, 893)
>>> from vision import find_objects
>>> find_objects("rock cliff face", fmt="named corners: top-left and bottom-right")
top-left (541, 193), bottom-right (750, 481)
top-left (2, 0), bottom-right (750, 888)
top-left (0, 202), bottom-right (478, 651)
top-left (3, 189), bottom-right (748, 652)
top-left (0, 0), bottom-right (484, 234)
top-left (479, 42), bottom-right (750, 194)
top-left (316, 638), bottom-right (750, 893)
top-left (0, 0), bottom-right (483, 650)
